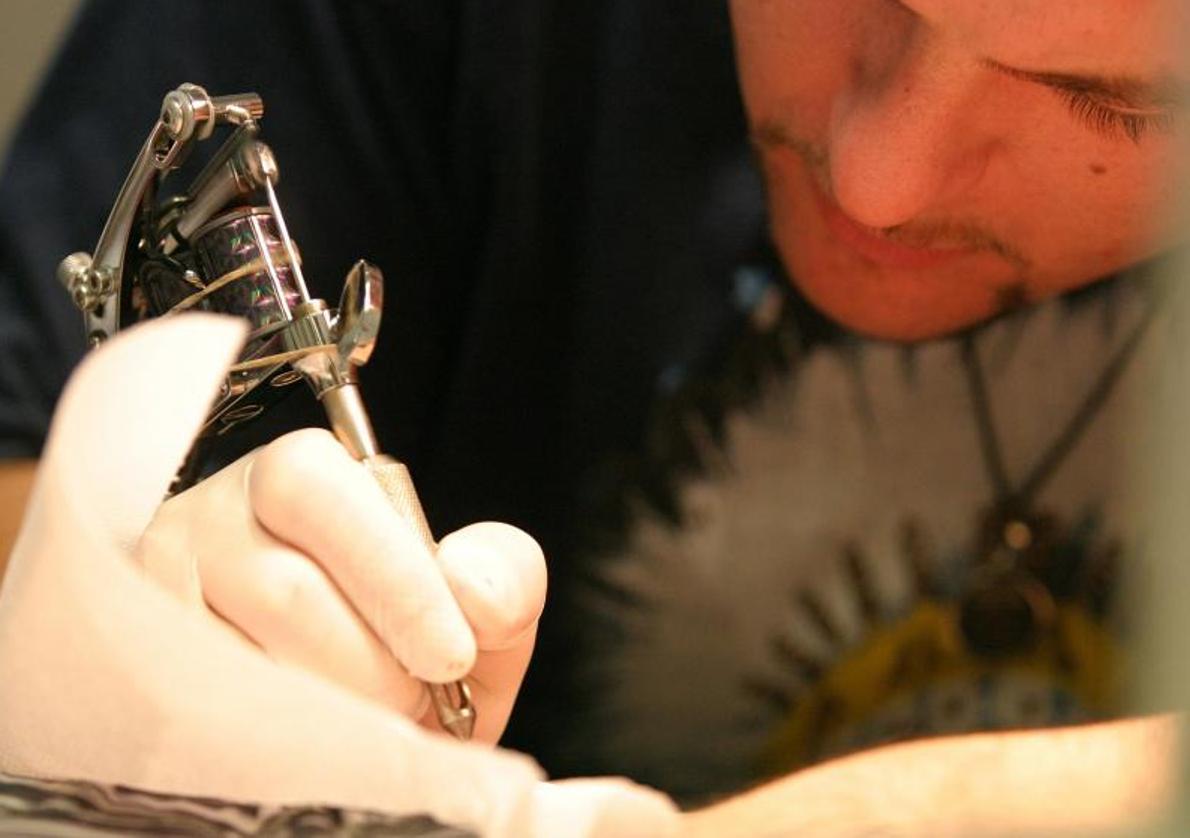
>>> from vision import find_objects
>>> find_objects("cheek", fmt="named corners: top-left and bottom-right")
top-left (1001, 136), bottom-right (1180, 289)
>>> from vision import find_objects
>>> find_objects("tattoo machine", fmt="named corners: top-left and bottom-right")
top-left (56, 83), bottom-right (476, 740)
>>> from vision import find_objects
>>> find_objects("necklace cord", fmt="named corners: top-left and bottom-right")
top-left (961, 336), bottom-right (1013, 502)
top-left (961, 292), bottom-right (1159, 513)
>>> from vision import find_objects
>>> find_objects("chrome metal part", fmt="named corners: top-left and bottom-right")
top-left (286, 299), bottom-right (344, 394)
top-left (160, 84), bottom-right (262, 142)
top-left (335, 261), bottom-right (384, 368)
top-left (322, 384), bottom-right (380, 460)
top-left (429, 682), bottom-right (477, 740)
top-left (167, 137), bottom-right (276, 251)
top-left (57, 83), bottom-right (265, 342)
top-left (56, 252), bottom-right (113, 314)
top-left (211, 92), bottom-right (265, 125)
top-left (262, 177), bottom-right (310, 302)
top-left (286, 261), bottom-right (384, 400)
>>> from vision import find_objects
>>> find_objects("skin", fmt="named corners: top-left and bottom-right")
top-left (683, 715), bottom-right (1177, 835)
top-left (730, 0), bottom-right (1189, 340)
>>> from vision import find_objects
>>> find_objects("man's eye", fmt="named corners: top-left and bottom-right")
top-left (1059, 90), bottom-right (1176, 144)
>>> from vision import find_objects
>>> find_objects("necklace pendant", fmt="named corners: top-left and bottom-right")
top-left (959, 507), bottom-right (1058, 659)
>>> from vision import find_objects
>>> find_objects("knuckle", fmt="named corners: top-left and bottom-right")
top-left (268, 427), bottom-right (342, 461)
top-left (137, 494), bottom-right (203, 561)
top-left (254, 555), bottom-right (332, 620)
top-left (249, 428), bottom-right (345, 511)
top-left (145, 492), bottom-right (189, 534)
top-left (135, 519), bottom-right (177, 559)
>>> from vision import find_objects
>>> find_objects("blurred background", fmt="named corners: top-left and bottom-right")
top-left (0, 1), bottom-right (79, 160)
top-left (0, 1), bottom-right (79, 556)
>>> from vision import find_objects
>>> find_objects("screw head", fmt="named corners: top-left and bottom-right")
top-left (161, 96), bottom-right (186, 137)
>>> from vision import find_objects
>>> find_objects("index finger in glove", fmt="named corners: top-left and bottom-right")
top-left (247, 429), bottom-right (475, 683)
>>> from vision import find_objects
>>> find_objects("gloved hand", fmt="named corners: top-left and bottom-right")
top-left (0, 314), bottom-right (677, 837)
top-left (137, 423), bottom-right (544, 744)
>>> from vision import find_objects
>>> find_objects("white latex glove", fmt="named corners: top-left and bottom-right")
top-left (139, 424), bottom-right (544, 743)
top-left (0, 314), bottom-right (677, 837)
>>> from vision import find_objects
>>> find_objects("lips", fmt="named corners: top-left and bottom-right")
top-left (811, 182), bottom-right (972, 270)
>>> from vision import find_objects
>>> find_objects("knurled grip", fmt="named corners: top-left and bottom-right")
top-left (362, 453), bottom-right (477, 740)
top-left (363, 454), bottom-right (435, 549)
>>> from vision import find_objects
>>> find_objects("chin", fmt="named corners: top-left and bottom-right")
top-left (775, 233), bottom-right (1021, 343)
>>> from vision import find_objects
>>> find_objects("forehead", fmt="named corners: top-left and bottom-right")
top-left (907, 0), bottom-right (1189, 77)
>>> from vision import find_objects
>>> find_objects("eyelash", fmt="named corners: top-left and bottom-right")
top-left (1058, 90), bottom-right (1176, 144)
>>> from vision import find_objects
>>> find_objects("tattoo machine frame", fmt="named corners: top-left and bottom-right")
top-left (56, 83), bottom-right (476, 740)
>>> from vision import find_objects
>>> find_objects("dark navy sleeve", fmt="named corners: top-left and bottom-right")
top-left (0, 0), bottom-right (462, 458)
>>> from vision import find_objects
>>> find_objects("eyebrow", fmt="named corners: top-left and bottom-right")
top-left (982, 58), bottom-right (1186, 112)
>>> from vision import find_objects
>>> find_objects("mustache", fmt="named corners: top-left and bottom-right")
top-left (750, 120), bottom-right (1031, 271)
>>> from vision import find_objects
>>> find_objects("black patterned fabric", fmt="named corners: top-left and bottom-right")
top-left (0, 773), bottom-right (473, 837)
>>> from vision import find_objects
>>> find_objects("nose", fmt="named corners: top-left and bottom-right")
top-left (827, 23), bottom-right (990, 229)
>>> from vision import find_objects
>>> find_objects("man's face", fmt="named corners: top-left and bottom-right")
top-left (730, 0), bottom-right (1188, 340)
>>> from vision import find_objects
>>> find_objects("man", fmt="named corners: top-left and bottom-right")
top-left (0, 0), bottom-right (1185, 832)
